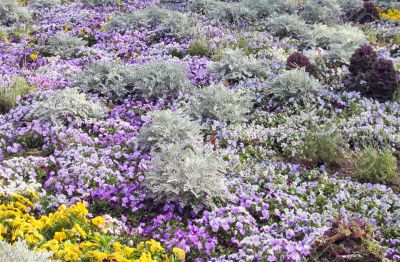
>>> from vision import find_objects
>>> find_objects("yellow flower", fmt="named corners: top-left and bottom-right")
top-left (91, 216), bottom-right (106, 227)
top-left (122, 246), bottom-right (134, 256)
top-left (88, 251), bottom-right (108, 260)
top-left (149, 240), bottom-right (163, 253)
top-left (79, 241), bottom-right (98, 249)
top-left (40, 239), bottom-right (59, 253)
top-left (113, 241), bottom-right (122, 252)
top-left (138, 252), bottom-right (154, 262)
top-left (29, 53), bottom-right (38, 61)
top-left (59, 242), bottom-right (81, 261)
top-left (54, 231), bottom-right (67, 242)
top-left (173, 247), bottom-right (185, 260)
top-left (73, 223), bottom-right (86, 238)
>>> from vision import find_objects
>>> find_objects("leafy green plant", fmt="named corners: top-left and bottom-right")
top-left (0, 76), bottom-right (35, 113)
top-left (355, 147), bottom-right (398, 185)
top-left (301, 127), bottom-right (344, 166)
top-left (188, 40), bottom-right (211, 57)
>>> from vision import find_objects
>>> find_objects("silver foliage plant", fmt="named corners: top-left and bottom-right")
top-left (82, 0), bottom-right (121, 6)
top-left (132, 61), bottom-right (190, 99)
top-left (300, 0), bottom-right (342, 25)
top-left (269, 68), bottom-right (321, 100)
top-left (138, 109), bottom-right (202, 151)
top-left (241, 0), bottom-right (297, 18)
top-left (209, 49), bottom-right (264, 81)
top-left (44, 32), bottom-right (87, 59)
top-left (31, 88), bottom-right (107, 126)
top-left (108, 6), bottom-right (200, 39)
top-left (144, 143), bottom-right (232, 212)
top-left (74, 60), bottom-right (135, 100)
top-left (29, 0), bottom-right (61, 8)
top-left (188, 83), bottom-right (253, 124)
top-left (0, 0), bottom-right (30, 26)
top-left (267, 14), bottom-right (310, 39)
top-left (303, 24), bottom-right (367, 63)
top-left (0, 239), bottom-right (59, 262)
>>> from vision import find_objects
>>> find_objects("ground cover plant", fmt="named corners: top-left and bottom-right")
top-left (0, 0), bottom-right (400, 261)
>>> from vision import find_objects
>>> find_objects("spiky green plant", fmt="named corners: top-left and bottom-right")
top-left (44, 32), bottom-right (87, 59)
top-left (0, 76), bottom-right (35, 113)
top-left (355, 147), bottom-right (398, 185)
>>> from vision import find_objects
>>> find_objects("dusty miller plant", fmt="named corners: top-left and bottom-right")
top-left (0, 0), bottom-right (30, 26)
top-left (269, 68), bottom-right (321, 100)
top-left (73, 60), bottom-right (135, 100)
top-left (209, 48), bottom-right (264, 82)
top-left (108, 6), bottom-right (199, 39)
top-left (44, 32), bottom-right (87, 59)
top-left (267, 14), bottom-right (310, 39)
top-left (132, 61), bottom-right (190, 99)
top-left (29, 0), bottom-right (61, 8)
top-left (144, 143), bottom-right (232, 212)
top-left (31, 88), bottom-right (107, 126)
top-left (0, 239), bottom-right (59, 262)
top-left (82, 0), bottom-right (121, 6)
top-left (241, 0), bottom-right (296, 18)
top-left (300, 0), bottom-right (342, 25)
top-left (138, 109), bottom-right (202, 151)
top-left (188, 83), bottom-right (253, 124)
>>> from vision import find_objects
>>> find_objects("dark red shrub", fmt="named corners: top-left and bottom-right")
top-left (286, 52), bottom-right (311, 70)
top-left (356, 0), bottom-right (379, 24)
top-left (348, 45), bottom-right (377, 76)
top-left (367, 58), bottom-right (398, 100)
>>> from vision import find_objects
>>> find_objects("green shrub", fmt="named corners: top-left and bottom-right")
top-left (0, 76), bottom-right (35, 113)
top-left (188, 40), bottom-right (211, 57)
top-left (302, 127), bottom-right (343, 166)
top-left (355, 147), bottom-right (398, 184)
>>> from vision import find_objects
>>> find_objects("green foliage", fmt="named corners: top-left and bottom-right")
top-left (0, 76), bottom-right (35, 113)
top-left (44, 32), bottom-right (87, 59)
top-left (188, 83), bottom-right (253, 124)
top-left (131, 61), bottom-right (190, 99)
top-left (301, 127), bottom-right (343, 166)
top-left (145, 143), bottom-right (232, 212)
top-left (138, 109), bottom-right (202, 151)
top-left (188, 40), bottom-right (211, 57)
top-left (269, 68), bottom-right (320, 100)
top-left (355, 147), bottom-right (398, 185)
top-left (209, 48), bottom-right (264, 82)
top-left (0, 0), bottom-right (31, 25)
top-left (0, 27), bottom-right (9, 42)
top-left (31, 88), bottom-right (107, 126)
top-left (74, 60), bottom-right (135, 101)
